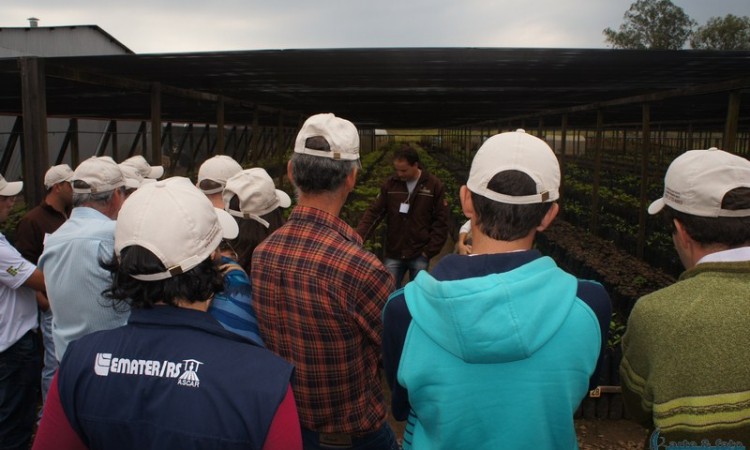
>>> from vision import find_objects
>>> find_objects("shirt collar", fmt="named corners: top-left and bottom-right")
top-left (289, 205), bottom-right (363, 245)
top-left (697, 246), bottom-right (750, 265)
top-left (128, 306), bottom-right (261, 346)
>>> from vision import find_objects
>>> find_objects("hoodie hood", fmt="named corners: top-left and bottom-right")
top-left (404, 255), bottom-right (578, 364)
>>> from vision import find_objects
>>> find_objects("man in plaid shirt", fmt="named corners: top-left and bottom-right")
top-left (252, 113), bottom-right (398, 450)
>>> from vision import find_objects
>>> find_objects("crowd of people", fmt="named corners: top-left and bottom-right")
top-left (0, 111), bottom-right (748, 449)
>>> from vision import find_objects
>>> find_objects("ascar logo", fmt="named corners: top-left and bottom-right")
top-left (177, 359), bottom-right (203, 388)
top-left (93, 353), bottom-right (204, 389)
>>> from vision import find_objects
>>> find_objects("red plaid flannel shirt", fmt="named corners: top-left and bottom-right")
top-left (252, 206), bottom-right (395, 434)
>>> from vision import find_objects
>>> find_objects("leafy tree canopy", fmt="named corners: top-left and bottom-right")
top-left (690, 14), bottom-right (750, 50)
top-left (603, 0), bottom-right (696, 49)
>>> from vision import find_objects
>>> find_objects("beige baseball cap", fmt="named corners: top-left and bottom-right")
top-left (294, 113), bottom-right (360, 161)
top-left (197, 155), bottom-right (243, 194)
top-left (115, 177), bottom-right (238, 281)
top-left (121, 155), bottom-right (164, 180)
top-left (44, 164), bottom-right (74, 189)
top-left (0, 174), bottom-right (23, 196)
top-left (118, 164), bottom-right (145, 190)
top-left (648, 148), bottom-right (750, 218)
top-left (222, 168), bottom-right (292, 228)
top-left (467, 129), bottom-right (560, 204)
top-left (72, 157), bottom-right (125, 194)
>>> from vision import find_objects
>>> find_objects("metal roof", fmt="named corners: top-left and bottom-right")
top-left (0, 47), bottom-right (748, 129)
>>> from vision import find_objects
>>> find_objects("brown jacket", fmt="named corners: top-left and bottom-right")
top-left (357, 171), bottom-right (449, 259)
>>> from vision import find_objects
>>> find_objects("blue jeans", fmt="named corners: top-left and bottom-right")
top-left (384, 256), bottom-right (429, 288)
top-left (302, 423), bottom-right (400, 450)
top-left (0, 331), bottom-right (40, 450)
top-left (40, 309), bottom-right (58, 406)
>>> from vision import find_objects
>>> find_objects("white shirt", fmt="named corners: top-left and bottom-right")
top-left (0, 233), bottom-right (37, 352)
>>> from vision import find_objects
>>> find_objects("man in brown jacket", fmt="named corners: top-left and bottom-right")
top-left (357, 145), bottom-right (448, 287)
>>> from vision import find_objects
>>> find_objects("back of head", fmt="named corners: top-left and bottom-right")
top-left (222, 168), bottom-right (291, 268)
top-left (291, 113), bottom-right (360, 194)
top-left (649, 148), bottom-right (750, 247)
top-left (198, 155), bottom-right (243, 194)
top-left (107, 177), bottom-right (238, 308)
top-left (71, 157), bottom-right (126, 208)
top-left (466, 129), bottom-right (560, 241)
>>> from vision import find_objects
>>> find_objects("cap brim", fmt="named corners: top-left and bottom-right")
top-left (148, 166), bottom-right (165, 179)
top-left (276, 189), bottom-right (292, 208)
top-left (647, 198), bottom-right (665, 215)
top-left (215, 208), bottom-right (239, 240)
top-left (0, 181), bottom-right (23, 196)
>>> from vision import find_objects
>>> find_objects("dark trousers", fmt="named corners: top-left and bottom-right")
top-left (0, 331), bottom-right (40, 450)
top-left (301, 423), bottom-right (400, 450)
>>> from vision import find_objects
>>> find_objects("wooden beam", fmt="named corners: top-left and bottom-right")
top-left (590, 110), bottom-right (603, 235)
top-left (637, 104), bottom-right (651, 260)
top-left (216, 96), bottom-right (225, 154)
top-left (19, 57), bottom-right (49, 206)
top-left (44, 63), bottom-right (299, 121)
top-left (489, 77), bottom-right (750, 125)
top-left (723, 90), bottom-right (741, 152)
top-left (150, 83), bottom-right (162, 165)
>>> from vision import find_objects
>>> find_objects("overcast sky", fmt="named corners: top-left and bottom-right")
top-left (3, 0), bottom-right (750, 54)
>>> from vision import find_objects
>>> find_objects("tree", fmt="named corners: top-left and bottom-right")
top-left (691, 15), bottom-right (750, 50)
top-left (603, 0), bottom-right (696, 50)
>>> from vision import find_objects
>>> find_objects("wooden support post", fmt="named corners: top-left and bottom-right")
top-left (559, 114), bottom-right (568, 196)
top-left (250, 112), bottom-right (260, 163)
top-left (276, 113), bottom-right (284, 160)
top-left (637, 104), bottom-right (651, 260)
top-left (150, 83), bottom-right (162, 165)
top-left (724, 90), bottom-right (741, 152)
top-left (216, 96), bottom-right (225, 154)
top-left (20, 57), bottom-right (49, 207)
top-left (590, 111), bottom-right (603, 235)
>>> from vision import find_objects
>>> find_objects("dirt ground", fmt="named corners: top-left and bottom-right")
top-left (576, 419), bottom-right (649, 449)
top-left (388, 417), bottom-right (649, 449)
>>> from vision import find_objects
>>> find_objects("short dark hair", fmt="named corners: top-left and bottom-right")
top-left (662, 187), bottom-right (750, 248)
top-left (226, 195), bottom-right (285, 270)
top-left (103, 246), bottom-right (223, 310)
top-left (471, 170), bottom-right (553, 241)
top-left (198, 179), bottom-right (223, 192)
top-left (393, 146), bottom-right (420, 166)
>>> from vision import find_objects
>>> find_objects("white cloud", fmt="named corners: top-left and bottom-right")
top-left (2, 0), bottom-right (748, 53)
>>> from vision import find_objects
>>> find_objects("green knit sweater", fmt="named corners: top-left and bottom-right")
top-left (620, 261), bottom-right (750, 442)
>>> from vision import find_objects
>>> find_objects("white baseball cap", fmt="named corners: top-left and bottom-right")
top-left (467, 129), bottom-right (560, 204)
top-left (294, 113), bottom-right (360, 161)
top-left (197, 155), bottom-right (243, 194)
top-left (648, 148), bottom-right (750, 218)
top-left (222, 168), bottom-right (292, 227)
top-left (118, 164), bottom-right (145, 190)
top-left (0, 174), bottom-right (23, 197)
top-left (44, 164), bottom-right (74, 189)
top-left (121, 155), bottom-right (164, 179)
top-left (72, 157), bottom-right (125, 194)
top-left (115, 177), bottom-right (239, 281)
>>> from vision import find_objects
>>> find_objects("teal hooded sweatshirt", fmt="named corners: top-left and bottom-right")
top-left (392, 254), bottom-right (605, 450)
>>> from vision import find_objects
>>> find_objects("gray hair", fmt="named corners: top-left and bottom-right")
top-left (289, 153), bottom-right (358, 195)
top-left (72, 181), bottom-right (123, 208)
